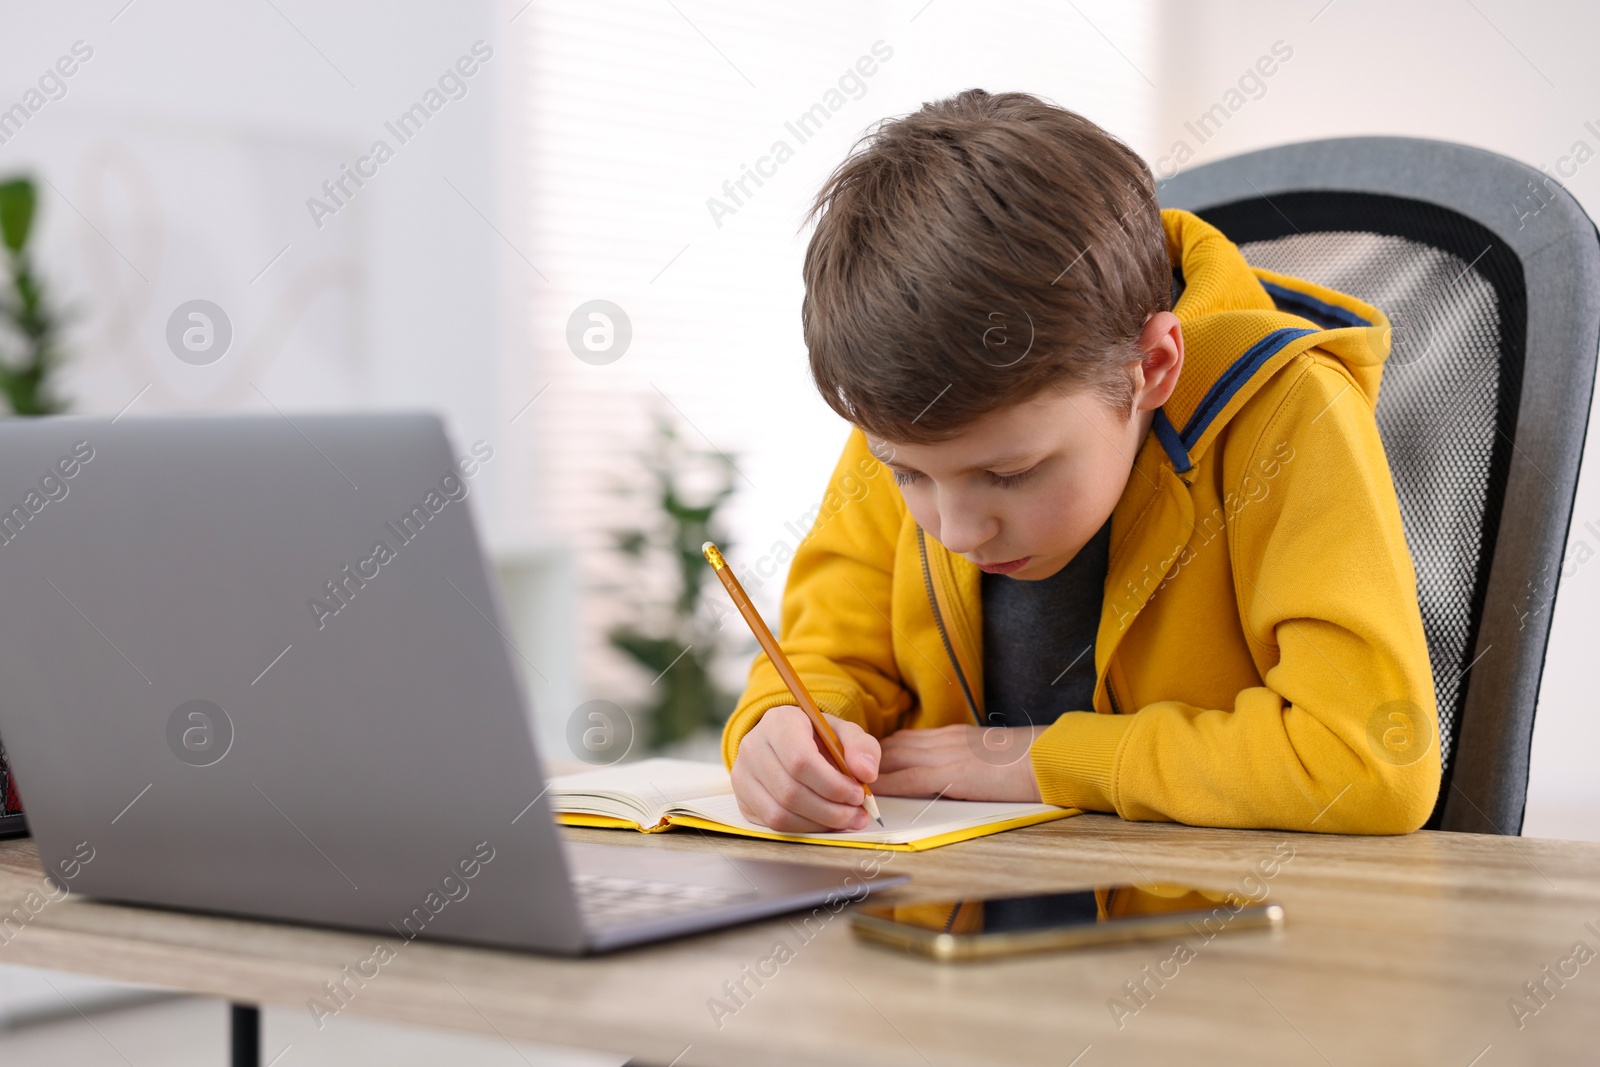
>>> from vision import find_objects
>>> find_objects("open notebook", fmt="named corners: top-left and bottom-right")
top-left (549, 758), bottom-right (1077, 852)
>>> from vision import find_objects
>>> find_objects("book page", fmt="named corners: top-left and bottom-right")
top-left (670, 791), bottom-right (1064, 845)
top-left (548, 758), bottom-right (734, 824)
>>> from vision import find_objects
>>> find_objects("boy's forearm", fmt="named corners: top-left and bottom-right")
top-left (1029, 582), bottom-right (1441, 835)
top-left (1026, 711), bottom-right (1133, 813)
top-left (1029, 681), bottom-right (1441, 835)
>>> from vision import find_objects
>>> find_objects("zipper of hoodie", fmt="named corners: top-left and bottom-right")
top-left (917, 526), bottom-right (983, 726)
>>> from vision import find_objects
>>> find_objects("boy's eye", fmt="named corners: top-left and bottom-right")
top-left (986, 466), bottom-right (1039, 489)
top-left (891, 469), bottom-right (921, 487)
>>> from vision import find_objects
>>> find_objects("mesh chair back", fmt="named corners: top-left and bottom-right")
top-left (1161, 139), bottom-right (1600, 833)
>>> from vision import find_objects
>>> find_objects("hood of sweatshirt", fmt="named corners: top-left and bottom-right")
top-left (1152, 208), bottom-right (1391, 475)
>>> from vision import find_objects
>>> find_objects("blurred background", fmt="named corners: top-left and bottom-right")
top-left (0, 0), bottom-right (1596, 1062)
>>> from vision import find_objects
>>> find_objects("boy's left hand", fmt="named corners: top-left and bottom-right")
top-left (875, 724), bottom-right (1046, 802)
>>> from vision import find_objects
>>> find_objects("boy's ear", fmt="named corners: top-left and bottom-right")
top-left (1132, 311), bottom-right (1184, 413)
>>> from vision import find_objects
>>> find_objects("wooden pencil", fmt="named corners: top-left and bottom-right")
top-left (702, 541), bottom-right (883, 826)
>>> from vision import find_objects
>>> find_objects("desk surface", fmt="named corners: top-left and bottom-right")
top-left (2, 816), bottom-right (1598, 1067)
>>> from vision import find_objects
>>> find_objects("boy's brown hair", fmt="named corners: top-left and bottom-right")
top-left (801, 89), bottom-right (1170, 444)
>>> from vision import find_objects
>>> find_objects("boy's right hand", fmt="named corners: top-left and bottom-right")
top-left (731, 705), bottom-right (881, 833)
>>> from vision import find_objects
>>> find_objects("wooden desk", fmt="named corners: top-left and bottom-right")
top-left (2, 816), bottom-right (1597, 1066)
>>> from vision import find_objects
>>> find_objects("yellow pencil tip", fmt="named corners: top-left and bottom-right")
top-left (702, 542), bottom-right (726, 570)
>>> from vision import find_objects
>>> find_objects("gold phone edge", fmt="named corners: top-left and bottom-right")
top-left (850, 902), bottom-right (1285, 961)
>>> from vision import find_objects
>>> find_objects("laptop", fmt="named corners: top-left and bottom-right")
top-left (0, 413), bottom-right (906, 954)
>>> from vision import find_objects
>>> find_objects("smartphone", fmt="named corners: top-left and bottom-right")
top-left (851, 884), bottom-right (1283, 961)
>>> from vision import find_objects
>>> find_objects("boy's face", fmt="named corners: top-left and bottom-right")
top-left (871, 313), bottom-right (1183, 581)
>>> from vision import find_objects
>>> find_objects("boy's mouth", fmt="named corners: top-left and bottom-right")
top-left (974, 556), bottom-right (1031, 575)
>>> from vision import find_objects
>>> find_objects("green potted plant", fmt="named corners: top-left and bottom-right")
top-left (0, 174), bottom-right (70, 837)
top-left (606, 411), bottom-right (746, 753)
top-left (0, 177), bottom-right (67, 416)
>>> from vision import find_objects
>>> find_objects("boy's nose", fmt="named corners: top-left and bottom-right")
top-left (935, 510), bottom-right (997, 556)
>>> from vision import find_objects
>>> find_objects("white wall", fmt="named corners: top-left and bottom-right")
top-left (0, 0), bottom-right (516, 446)
top-left (0, 0), bottom-right (582, 734)
top-left (1144, 0), bottom-right (1600, 840)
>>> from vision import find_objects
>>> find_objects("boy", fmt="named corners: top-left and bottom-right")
top-left (721, 90), bottom-right (1440, 835)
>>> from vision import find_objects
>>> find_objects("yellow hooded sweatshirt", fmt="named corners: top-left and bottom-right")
top-left (721, 208), bottom-right (1441, 835)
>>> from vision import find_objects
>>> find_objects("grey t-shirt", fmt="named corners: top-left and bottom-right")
top-left (979, 520), bottom-right (1110, 728)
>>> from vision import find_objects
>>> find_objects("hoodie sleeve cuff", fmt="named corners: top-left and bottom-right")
top-left (720, 690), bottom-right (867, 769)
top-left (1029, 711), bottom-right (1134, 812)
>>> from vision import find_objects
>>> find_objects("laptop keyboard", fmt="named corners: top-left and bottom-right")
top-left (573, 872), bottom-right (756, 927)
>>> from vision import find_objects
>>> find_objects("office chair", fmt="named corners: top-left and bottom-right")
top-left (1161, 136), bottom-right (1600, 834)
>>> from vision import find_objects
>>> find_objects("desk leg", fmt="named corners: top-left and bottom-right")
top-left (230, 1002), bottom-right (260, 1067)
